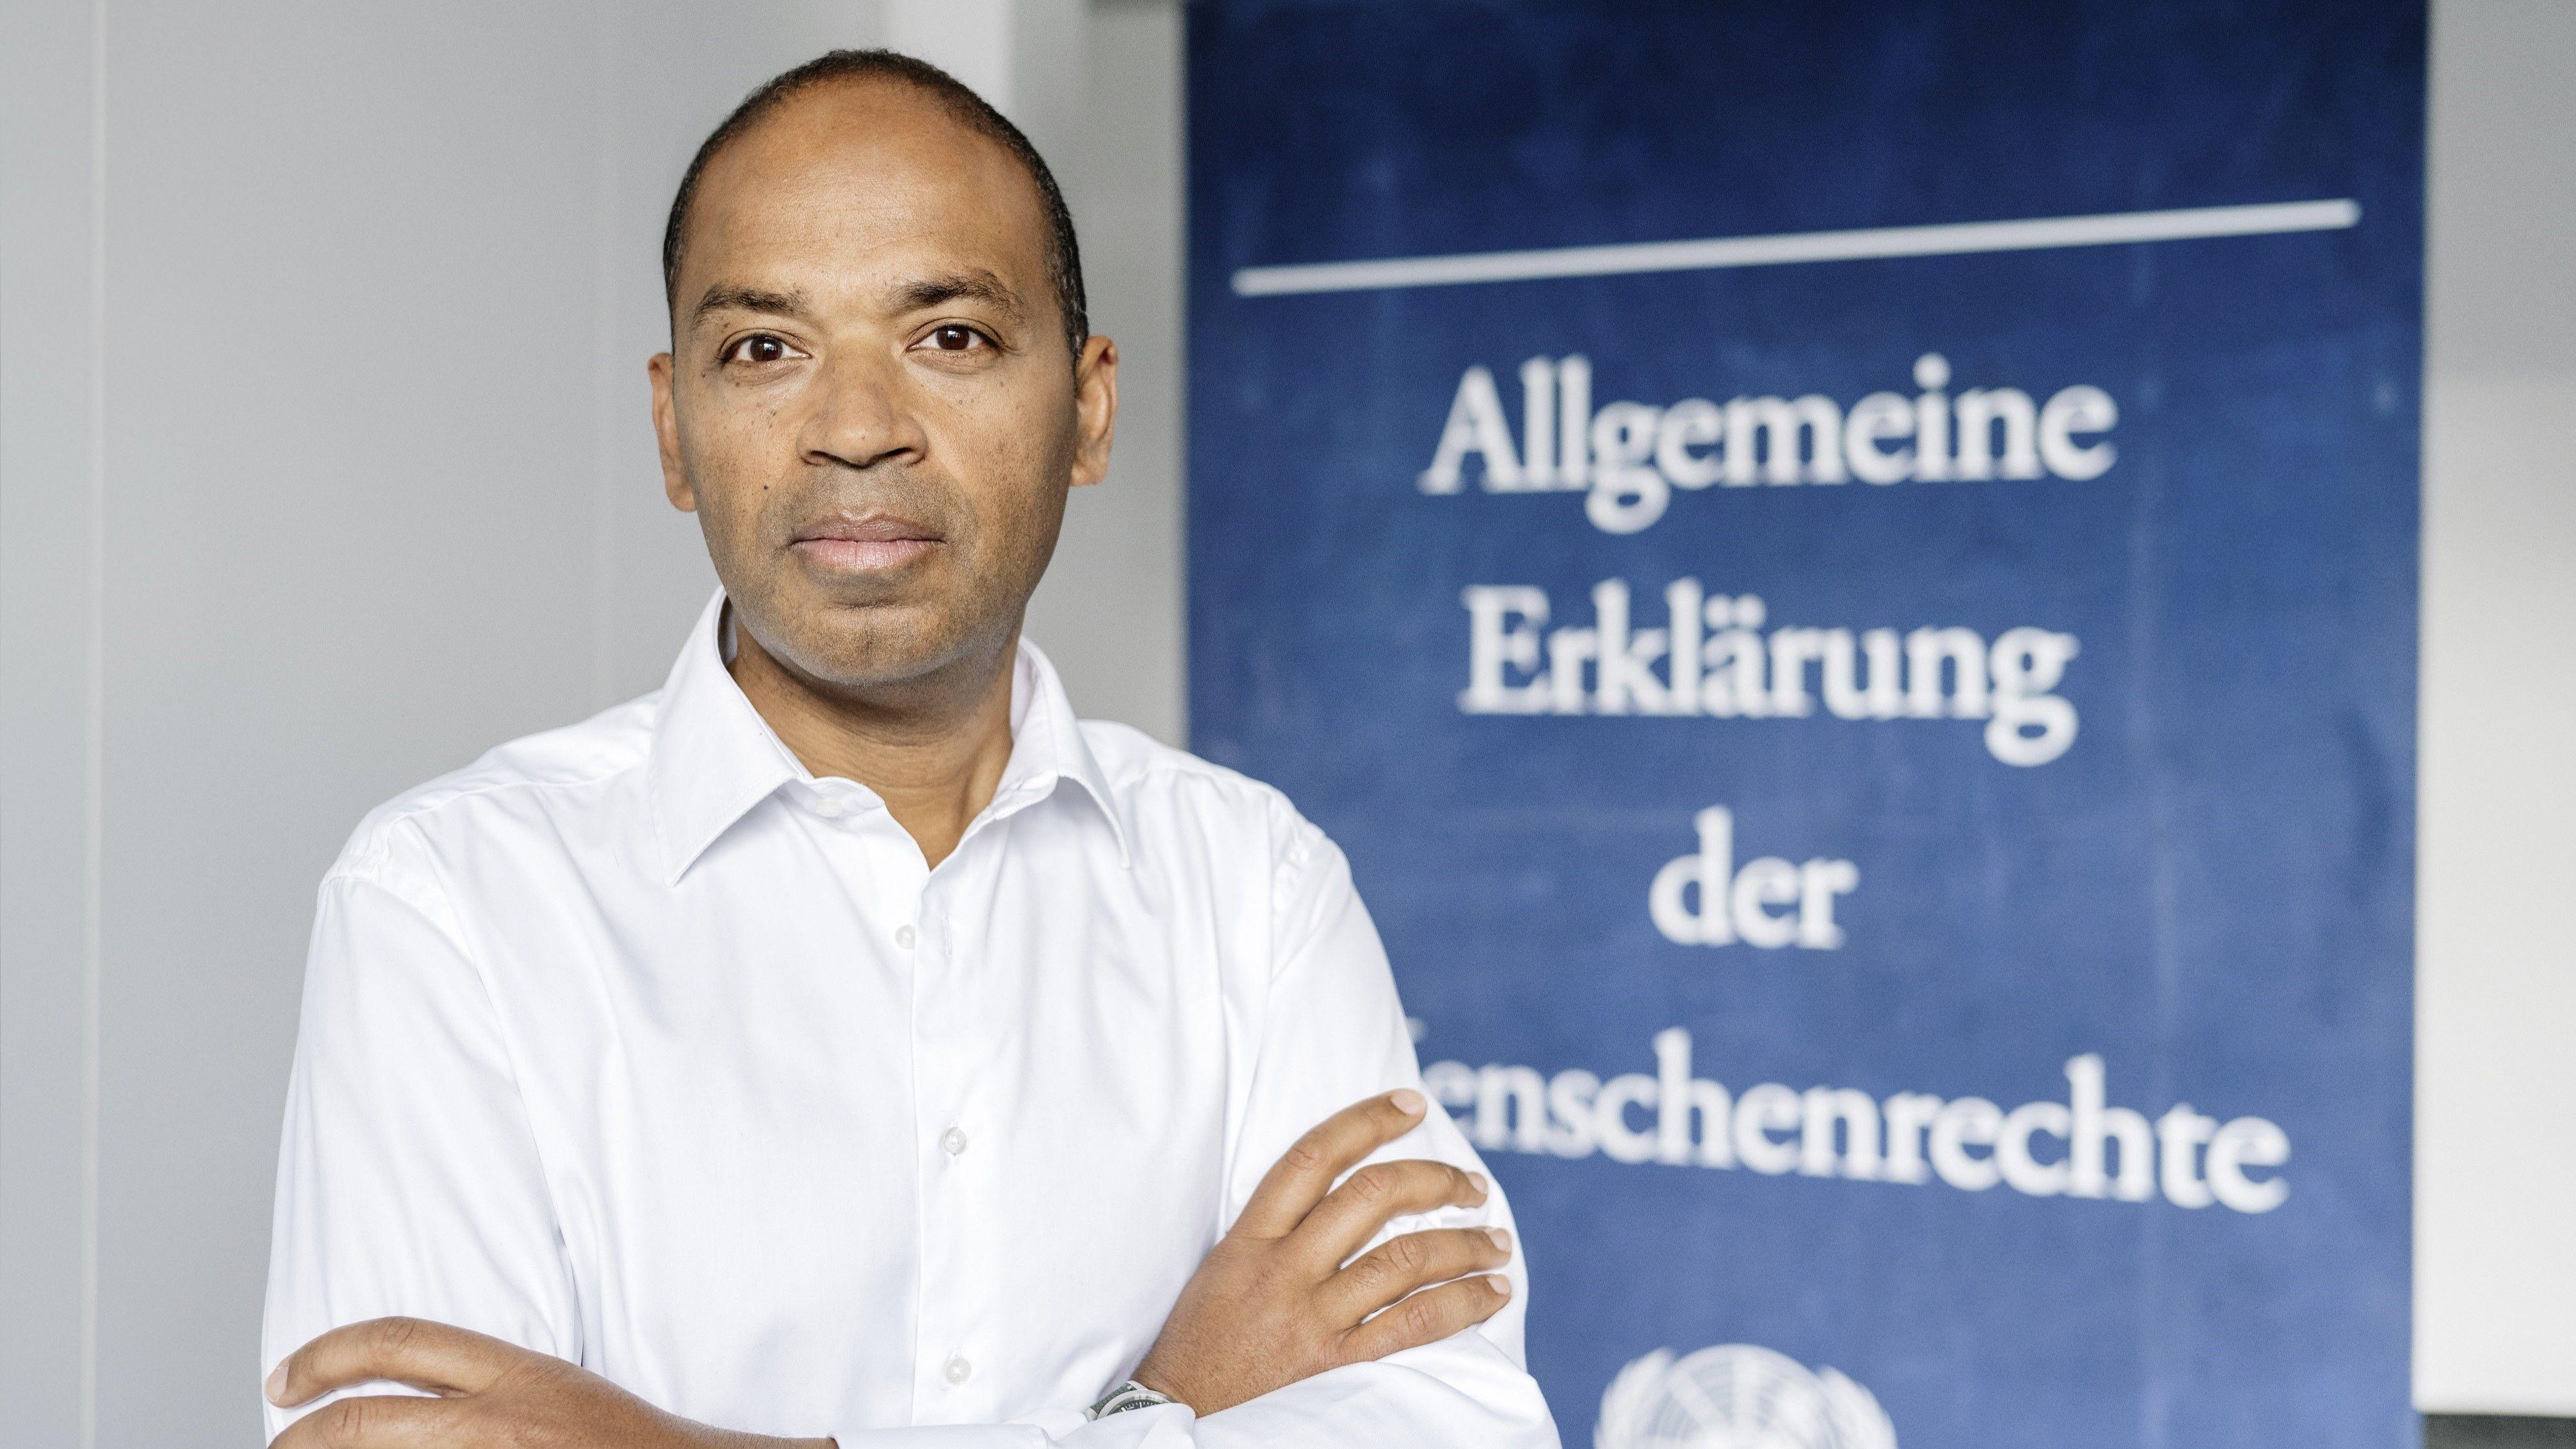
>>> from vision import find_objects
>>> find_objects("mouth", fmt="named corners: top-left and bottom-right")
top-left (790, 512), bottom-right (945, 574)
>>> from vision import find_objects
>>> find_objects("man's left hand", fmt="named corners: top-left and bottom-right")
top-left (267, 1316), bottom-right (831, 1448)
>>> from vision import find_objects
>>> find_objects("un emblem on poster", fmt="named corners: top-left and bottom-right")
top-left (1595, 1345), bottom-right (1897, 1449)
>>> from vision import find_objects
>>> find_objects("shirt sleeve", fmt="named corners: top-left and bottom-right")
top-left (261, 862), bottom-right (583, 1443)
top-left (1186, 810), bottom-right (1560, 1448)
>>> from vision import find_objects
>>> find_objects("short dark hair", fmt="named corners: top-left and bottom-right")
top-left (661, 49), bottom-right (1088, 363)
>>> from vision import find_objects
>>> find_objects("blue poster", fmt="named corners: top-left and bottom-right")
top-left (1186, 3), bottom-right (2423, 1446)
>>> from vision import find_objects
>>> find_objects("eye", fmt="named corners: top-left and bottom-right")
top-left (923, 325), bottom-right (989, 353)
top-left (723, 333), bottom-right (799, 365)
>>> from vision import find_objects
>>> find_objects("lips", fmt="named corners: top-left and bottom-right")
top-left (791, 513), bottom-right (943, 573)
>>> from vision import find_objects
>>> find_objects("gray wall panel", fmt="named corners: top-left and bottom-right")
top-left (1027, 0), bottom-right (1187, 743)
top-left (93, 5), bottom-right (611, 1443)
top-left (1, 0), bottom-right (104, 1444)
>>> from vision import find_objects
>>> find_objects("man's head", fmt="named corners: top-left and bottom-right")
top-left (649, 50), bottom-right (1116, 706)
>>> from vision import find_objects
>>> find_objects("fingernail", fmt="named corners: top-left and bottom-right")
top-left (263, 1361), bottom-right (289, 1406)
top-left (1468, 1171), bottom-right (1489, 1199)
top-left (1488, 1274), bottom-right (1513, 1299)
top-left (1388, 1088), bottom-right (1426, 1116)
top-left (1486, 1227), bottom-right (1513, 1251)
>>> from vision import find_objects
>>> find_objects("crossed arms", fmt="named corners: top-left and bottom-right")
top-left (260, 846), bottom-right (1560, 1447)
top-left (266, 1092), bottom-right (1534, 1448)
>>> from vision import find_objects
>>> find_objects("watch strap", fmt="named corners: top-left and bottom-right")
top-left (1088, 1379), bottom-right (1178, 1419)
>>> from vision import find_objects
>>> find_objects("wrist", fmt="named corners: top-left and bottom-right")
top-left (1126, 1350), bottom-right (1185, 1406)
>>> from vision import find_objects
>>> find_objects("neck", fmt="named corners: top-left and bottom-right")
top-left (725, 613), bottom-right (1018, 869)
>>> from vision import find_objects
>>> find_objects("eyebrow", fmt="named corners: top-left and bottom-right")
top-left (691, 285), bottom-right (812, 326)
top-left (687, 271), bottom-right (1031, 330)
top-left (890, 270), bottom-right (1027, 324)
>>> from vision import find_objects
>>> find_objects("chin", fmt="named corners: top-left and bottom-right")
top-left (783, 612), bottom-right (983, 692)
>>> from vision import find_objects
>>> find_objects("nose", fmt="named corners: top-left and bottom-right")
top-left (800, 350), bottom-right (925, 473)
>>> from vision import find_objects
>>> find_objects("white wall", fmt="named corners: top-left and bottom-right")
top-left (1020, 1), bottom-right (1188, 741)
top-left (2414, 0), bottom-right (2576, 1416)
top-left (0, 3), bottom-right (1180, 1444)
top-left (5, 3), bottom-right (2570, 1445)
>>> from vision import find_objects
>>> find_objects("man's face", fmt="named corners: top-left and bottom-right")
top-left (650, 80), bottom-right (1115, 696)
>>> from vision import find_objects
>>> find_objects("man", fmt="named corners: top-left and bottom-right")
top-left (258, 49), bottom-right (1558, 1449)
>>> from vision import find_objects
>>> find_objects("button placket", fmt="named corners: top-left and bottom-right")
top-left (912, 878), bottom-right (982, 1412)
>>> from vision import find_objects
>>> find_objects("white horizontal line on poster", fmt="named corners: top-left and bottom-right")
top-left (1227, 198), bottom-right (2361, 297)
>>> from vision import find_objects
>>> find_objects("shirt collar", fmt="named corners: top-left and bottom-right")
top-left (983, 629), bottom-right (1134, 870)
top-left (647, 590), bottom-right (1132, 883)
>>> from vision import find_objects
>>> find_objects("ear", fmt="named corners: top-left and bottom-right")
top-left (1068, 334), bottom-right (1120, 489)
top-left (649, 352), bottom-right (696, 512)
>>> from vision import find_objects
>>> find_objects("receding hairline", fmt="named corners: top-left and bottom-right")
top-left (677, 78), bottom-right (1042, 278)
top-left (662, 55), bottom-right (1088, 360)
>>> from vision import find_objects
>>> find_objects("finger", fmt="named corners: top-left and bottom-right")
top-left (1338, 1274), bottom-right (1514, 1365)
top-left (1232, 1090), bottom-right (1431, 1240)
top-left (1290, 1157), bottom-right (1488, 1268)
top-left (269, 1392), bottom-right (452, 1449)
top-left (267, 1317), bottom-right (520, 1408)
top-left (1322, 1226), bottom-right (1514, 1321)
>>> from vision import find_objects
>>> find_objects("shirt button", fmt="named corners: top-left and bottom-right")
top-left (813, 797), bottom-right (843, 819)
top-left (895, 924), bottom-right (918, 950)
top-left (944, 1355), bottom-right (972, 1385)
top-left (940, 1126), bottom-right (969, 1157)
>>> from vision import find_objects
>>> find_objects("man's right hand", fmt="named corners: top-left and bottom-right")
top-left (1128, 1089), bottom-right (1513, 1417)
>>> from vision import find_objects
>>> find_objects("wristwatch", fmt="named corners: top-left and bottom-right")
top-left (1088, 1379), bottom-right (1178, 1419)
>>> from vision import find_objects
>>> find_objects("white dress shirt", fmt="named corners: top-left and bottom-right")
top-left (261, 592), bottom-right (1558, 1448)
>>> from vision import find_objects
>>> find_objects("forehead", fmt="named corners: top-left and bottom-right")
top-left (678, 79), bottom-right (1054, 312)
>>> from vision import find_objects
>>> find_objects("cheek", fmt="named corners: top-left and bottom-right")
top-left (953, 439), bottom-right (1070, 576)
top-left (676, 440), bottom-right (795, 595)
top-left (685, 391), bottom-right (784, 470)
top-left (931, 389), bottom-right (1073, 522)
top-left (681, 388), bottom-right (800, 513)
